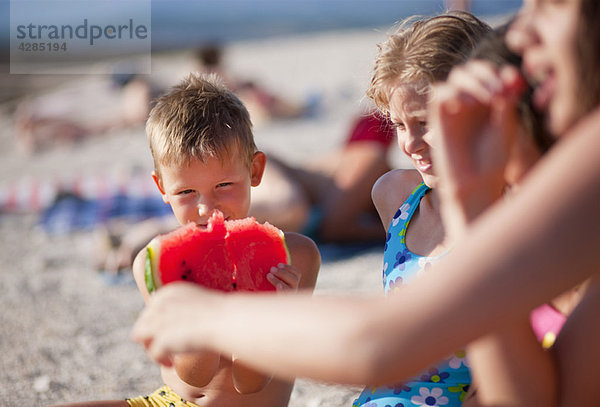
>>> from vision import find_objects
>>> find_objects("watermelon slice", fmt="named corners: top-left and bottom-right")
top-left (145, 211), bottom-right (290, 293)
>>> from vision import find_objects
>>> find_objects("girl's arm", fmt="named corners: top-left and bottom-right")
top-left (133, 106), bottom-right (600, 385)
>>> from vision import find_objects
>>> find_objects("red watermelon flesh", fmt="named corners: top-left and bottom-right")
top-left (226, 217), bottom-right (291, 292)
top-left (145, 211), bottom-right (290, 293)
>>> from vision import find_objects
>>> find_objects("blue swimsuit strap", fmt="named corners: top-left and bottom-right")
top-left (406, 182), bottom-right (430, 215)
top-left (396, 182), bottom-right (430, 239)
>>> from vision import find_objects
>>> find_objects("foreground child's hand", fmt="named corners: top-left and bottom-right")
top-left (267, 263), bottom-right (301, 292)
top-left (430, 61), bottom-right (525, 193)
top-left (132, 283), bottom-right (216, 366)
top-left (429, 61), bottom-right (526, 237)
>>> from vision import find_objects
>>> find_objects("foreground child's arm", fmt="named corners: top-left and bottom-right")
top-left (231, 231), bottom-right (320, 393)
top-left (133, 107), bottom-right (600, 385)
top-left (132, 250), bottom-right (221, 388)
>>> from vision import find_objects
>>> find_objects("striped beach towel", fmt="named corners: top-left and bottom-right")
top-left (1, 170), bottom-right (172, 234)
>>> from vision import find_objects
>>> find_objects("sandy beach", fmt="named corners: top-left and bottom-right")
top-left (0, 27), bottom-right (407, 406)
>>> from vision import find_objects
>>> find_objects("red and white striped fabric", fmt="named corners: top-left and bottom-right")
top-left (0, 170), bottom-right (159, 214)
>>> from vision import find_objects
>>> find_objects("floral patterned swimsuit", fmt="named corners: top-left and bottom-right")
top-left (353, 182), bottom-right (471, 407)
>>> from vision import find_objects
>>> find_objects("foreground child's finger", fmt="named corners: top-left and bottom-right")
top-left (147, 340), bottom-right (174, 367)
top-left (131, 311), bottom-right (153, 343)
top-left (131, 316), bottom-right (173, 366)
top-left (499, 65), bottom-right (527, 99)
top-left (445, 64), bottom-right (498, 104)
top-left (131, 302), bottom-right (171, 345)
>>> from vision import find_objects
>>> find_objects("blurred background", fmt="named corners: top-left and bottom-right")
top-left (0, 0), bottom-right (521, 101)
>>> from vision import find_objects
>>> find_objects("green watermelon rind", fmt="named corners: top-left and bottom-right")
top-left (277, 228), bottom-right (292, 265)
top-left (144, 240), bottom-right (161, 293)
top-left (283, 237), bottom-right (291, 265)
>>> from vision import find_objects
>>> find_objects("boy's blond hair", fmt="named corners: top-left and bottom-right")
top-left (146, 73), bottom-right (256, 173)
top-left (368, 11), bottom-right (491, 113)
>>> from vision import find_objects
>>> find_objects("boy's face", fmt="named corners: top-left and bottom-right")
top-left (388, 82), bottom-right (437, 187)
top-left (153, 148), bottom-right (266, 226)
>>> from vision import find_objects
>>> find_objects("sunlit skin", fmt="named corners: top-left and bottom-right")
top-left (507, 0), bottom-right (580, 136)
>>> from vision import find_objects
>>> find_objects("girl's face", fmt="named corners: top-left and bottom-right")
top-left (507, 0), bottom-right (581, 136)
top-left (388, 82), bottom-right (437, 187)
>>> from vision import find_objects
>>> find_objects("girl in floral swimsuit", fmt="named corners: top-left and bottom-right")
top-left (354, 183), bottom-right (471, 407)
top-left (352, 11), bottom-right (492, 407)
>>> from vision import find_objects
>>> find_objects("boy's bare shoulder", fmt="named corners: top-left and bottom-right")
top-left (283, 232), bottom-right (319, 259)
top-left (132, 246), bottom-right (147, 281)
top-left (132, 246), bottom-right (152, 302)
top-left (283, 232), bottom-right (320, 290)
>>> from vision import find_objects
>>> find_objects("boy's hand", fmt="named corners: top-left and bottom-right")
top-left (267, 263), bottom-right (301, 292)
top-left (132, 283), bottom-right (215, 366)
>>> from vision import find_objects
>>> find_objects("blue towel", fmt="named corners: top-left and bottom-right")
top-left (39, 191), bottom-right (172, 235)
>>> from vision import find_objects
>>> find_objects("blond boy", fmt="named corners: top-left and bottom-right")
top-left (130, 73), bottom-right (320, 407)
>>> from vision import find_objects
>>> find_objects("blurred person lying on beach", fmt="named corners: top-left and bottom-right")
top-left (195, 44), bottom-right (317, 124)
top-left (49, 73), bottom-right (320, 407)
top-left (132, 0), bottom-right (600, 405)
top-left (14, 69), bottom-right (155, 154)
top-left (12, 43), bottom-right (314, 155)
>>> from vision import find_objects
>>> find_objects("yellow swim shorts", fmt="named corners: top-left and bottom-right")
top-left (126, 386), bottom-right (199, 407)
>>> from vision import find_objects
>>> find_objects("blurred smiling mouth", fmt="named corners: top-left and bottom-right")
top-left (533, 76), bottom-right (556, 113)
top-left (525, 64), bottom-right (556, 113)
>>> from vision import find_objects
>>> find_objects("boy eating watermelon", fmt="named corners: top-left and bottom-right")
top-left (131, 73), bottom-right (320, 407)
top-left (51, 73), bottom-right (320, 407)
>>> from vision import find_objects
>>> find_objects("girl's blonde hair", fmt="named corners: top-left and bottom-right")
top-left (368, 11), bottom-right (490, 113)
